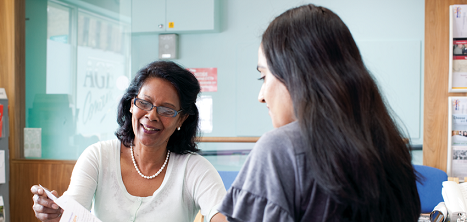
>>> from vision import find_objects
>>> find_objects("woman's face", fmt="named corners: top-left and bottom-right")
top-left (257, 46), bottom-right (296, 128)
top-left (130, 77), bottom-right (186, 149)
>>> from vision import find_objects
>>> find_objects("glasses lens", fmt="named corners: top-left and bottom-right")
top-left (136, 99), bottom-right (152, 111)
top-left (157, 106), bottom-right (177, 117)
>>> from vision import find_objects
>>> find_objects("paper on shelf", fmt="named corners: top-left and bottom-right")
top-left (0, 150), bottom-right (6, 184)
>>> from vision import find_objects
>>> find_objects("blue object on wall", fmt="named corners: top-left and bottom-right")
top-left (218, 171), bottom-right (239, 190)
top-left (413, 165), bottom-right (448, 213)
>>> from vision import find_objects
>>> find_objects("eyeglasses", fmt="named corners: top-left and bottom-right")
top-left (133, 98), bottom-right (182, 117)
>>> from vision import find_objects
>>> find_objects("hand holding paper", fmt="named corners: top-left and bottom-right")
top-left (40, 185), bottom-right (102, 222)
top-left (31, 185), bottom-right (61, 222)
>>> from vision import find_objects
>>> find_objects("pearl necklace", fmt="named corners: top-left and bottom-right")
top-left (130, 146), bottom-right (170, 179)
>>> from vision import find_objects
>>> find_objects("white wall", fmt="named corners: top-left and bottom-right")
top-left (131, 0), bottom-right (425, 145)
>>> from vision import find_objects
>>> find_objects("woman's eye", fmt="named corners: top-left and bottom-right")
top-left (258, 76), bottom-right (265, 81)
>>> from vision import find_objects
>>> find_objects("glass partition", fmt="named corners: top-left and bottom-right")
top-left (25, 0), bottom-right (131, 159)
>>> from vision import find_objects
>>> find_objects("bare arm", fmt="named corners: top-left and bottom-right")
top-left (210, 212), bottom-right (228, 222)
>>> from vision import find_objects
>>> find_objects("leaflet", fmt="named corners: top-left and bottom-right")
top-left (40, 185), bottom-right (102, 222)
top-left (450, 5), bottom-right (467, 90)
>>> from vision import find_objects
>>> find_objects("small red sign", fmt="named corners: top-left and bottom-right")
top-left (188, 68), bottom-right (217, 92)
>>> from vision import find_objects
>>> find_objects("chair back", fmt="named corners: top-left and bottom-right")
top-left (217, 171), bottom-right (239, 190)
top-left (413, 165), bottom-right (448, 213)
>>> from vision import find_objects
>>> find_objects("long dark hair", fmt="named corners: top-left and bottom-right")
top-left (115, 61), bottom-right (200, 154)
top-left (262, 4), bottom-right (420, 221)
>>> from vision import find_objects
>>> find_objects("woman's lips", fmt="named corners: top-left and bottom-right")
top-left (141, 124), bottom-right (160, 133)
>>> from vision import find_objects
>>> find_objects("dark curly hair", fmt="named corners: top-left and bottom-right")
top-left (115, 61), bottom-right (200, 154)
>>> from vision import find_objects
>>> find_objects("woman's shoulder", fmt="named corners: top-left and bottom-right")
top-left (261, 121), bottom-right (300, 140)
top-left (171, 152), bottom-right (214, 169)
top-left (80, 139), bottom-right (120, 158)
top-left (255, 121), bottom-right (301, 153)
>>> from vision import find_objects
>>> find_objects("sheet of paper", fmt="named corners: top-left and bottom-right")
top-left (0, 89), bottom-right (6, 99)
top-left (39, 185), bottom-right (57, 201)
top-left (55, 195), bottom-right (102, 222)
top-left (450, 98), bottom-right (467, 177)
top-left (24, 128), bottom-right (41, 158)
top-left (0, 195), bottom-right (5, 222)
top-left (0, 150), bottom-right (5, 184)
top-left (39, 185), bottom-right (101, 222)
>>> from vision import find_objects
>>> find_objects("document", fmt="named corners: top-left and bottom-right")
top-left (0, 150), bottom-right (6, 184)
top-left (450, 5), bottom-right (467, 91)
top-left (40, 185), bottom-right (102, 222)
top-left (449, 98), bottom-right (467, 177)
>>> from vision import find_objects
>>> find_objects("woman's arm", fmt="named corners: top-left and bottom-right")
top-left (185, 154), bottom-right (227, 222)
top-left (31, 144), bottom-right (100, 221)
top-left (64, 144), bottom-right (101, 210)
top-left (210, 212), bottom-right (228, 222)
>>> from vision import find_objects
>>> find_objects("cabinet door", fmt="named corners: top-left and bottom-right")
top-left (132, 0), bottom-right (166, 33)
top-left (166, 0), bottom-right (219, 33)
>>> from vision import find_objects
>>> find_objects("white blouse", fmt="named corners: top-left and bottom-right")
top-left (63, 139), bottom-right (226, 222)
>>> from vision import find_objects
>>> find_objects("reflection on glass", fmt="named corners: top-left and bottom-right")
top-left (26, 0), bottom-right (131, 160)
top-left (47, 2), bottom-right (70, 44)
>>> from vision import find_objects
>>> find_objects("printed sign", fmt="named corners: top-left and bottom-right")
top-left (76, 46), bottom-right (126, 139)
top-left (188, 68), bottom-right (218, 92)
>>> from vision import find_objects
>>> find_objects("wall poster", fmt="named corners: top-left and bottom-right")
top-left (448, 97), bottom-right (467, 177)
top-left (450, 5), bottom-right (467, 92)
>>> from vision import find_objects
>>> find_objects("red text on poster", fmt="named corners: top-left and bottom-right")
top-left (188, 68), bottom-right (217, 92)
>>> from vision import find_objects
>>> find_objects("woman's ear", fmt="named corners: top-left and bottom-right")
top-left (178, 114), bottom-right (189, 127)
top-left (130, 99), bottom-right (134, 113)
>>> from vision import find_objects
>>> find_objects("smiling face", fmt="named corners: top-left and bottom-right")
top-left (130, 77), bottom-right (186, 149)
top-left (257, 46), bottom-right (296, 128)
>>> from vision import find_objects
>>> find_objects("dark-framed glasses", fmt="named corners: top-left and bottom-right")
top-left (133, 98), bottom-right (182, 117)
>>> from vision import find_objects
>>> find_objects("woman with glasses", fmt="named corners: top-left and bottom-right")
top-left (31, 61), bottom-right (227, 222)
top-left (218, 4), bottom-right (421, 222)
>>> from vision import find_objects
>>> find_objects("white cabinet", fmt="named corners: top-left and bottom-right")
top-left (131, 0), bottom-right (166, 33)
top-left (131, 0), bottom-right (220, 33)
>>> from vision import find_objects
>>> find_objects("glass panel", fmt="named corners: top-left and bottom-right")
top-left (199, 142), bottom-right (253, 171)
top-left (25, 0), bottom-right (131, 160)
top-left (47, 2), bottom-right (70, 44)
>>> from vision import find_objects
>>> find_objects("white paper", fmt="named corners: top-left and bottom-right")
top-left (55, 195), bottom-right (102, 222)
top-left (0, 151), bottom-right (6, 184)
top-left (450, 5), bottom-right (467, 91)
top-left (449, 97), bottom-right (467, 177)
top-left (40, 185), bottom-right (101, 222)
top-left (24, 128), bottom-right (41, 158)
top-left (0, 196), bottom-right (5, 222)
top-left (39, 185), bottom-right (57, 201)
top-left (451, 146), bottom-right (467, 177)
top-left (0, 89), bottom-right (6, 99)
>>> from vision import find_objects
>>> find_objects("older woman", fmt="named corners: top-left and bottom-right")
top-left (32, 61), bottom-right (227, 222)
top-left (219, 4), bottom-right (421, 222)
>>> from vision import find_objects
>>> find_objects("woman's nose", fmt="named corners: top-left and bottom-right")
top-left (258, 87), bottom-right (266, 103)
top-left (146, 108), bottom-right (160, 121)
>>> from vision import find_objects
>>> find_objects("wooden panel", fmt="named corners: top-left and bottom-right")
top-left (10, 160), bottom-right (76, 221)
top-left (0, 0), bottom-right (25, 160)
top-left (424, 0), bottom-right (467, 171)
top-left (13, 0), bottom-right (25, 159)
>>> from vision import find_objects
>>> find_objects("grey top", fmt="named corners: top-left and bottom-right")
top-left (218, 121), bottom-right (342, 222)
